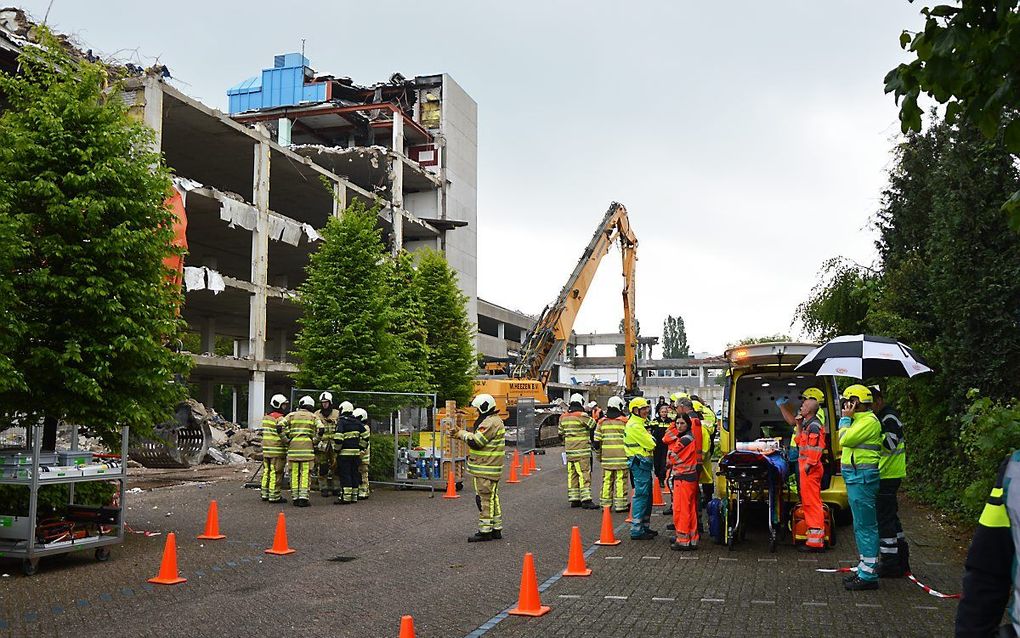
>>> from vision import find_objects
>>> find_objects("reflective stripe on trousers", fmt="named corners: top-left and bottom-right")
top-left (601, 468), bottom-right (628, 511)
top-left (844, 465), bottom-right (880, 582)
top-left (567, 457), bottom-right (592, 502)
top-left (473, 477), bottom-right (502, 533)
top-left (671, 475), bottom-right (700, 547)
top-left (289, 460), bottom-right (311, 500)
top-left (629, 456), bottom-right (654, 537)
top-left (800, 463), bottom-right (826, 548)
top-left (261, 457), bottom-right (286, 501)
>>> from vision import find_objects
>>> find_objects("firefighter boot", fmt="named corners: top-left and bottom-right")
top-left (468, 531), bottom-right (496, 543)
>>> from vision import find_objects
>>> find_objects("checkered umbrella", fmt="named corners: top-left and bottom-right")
top-left (795, 334), bottom-right (933, 378)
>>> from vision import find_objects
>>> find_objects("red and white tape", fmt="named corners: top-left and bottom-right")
top-left (816, 566), bottom-right (960, 599)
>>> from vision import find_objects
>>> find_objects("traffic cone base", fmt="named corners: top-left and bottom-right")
top-left (197, 499), bottom-right (226, 540)
top-left (562, 526), bottom-right (592, 577)
top-left (442, 467), bottom-right (461, 499)
top-left (399, 615), bottom-right (416, 638)
top-left (265, 512), bottom-right (296, 555)
top-left (508, 552), bottom-right (551, 617)
top-left (148, 532), bottom-right (187, 585)
top-left (595, 506), bottom-right (622, 546)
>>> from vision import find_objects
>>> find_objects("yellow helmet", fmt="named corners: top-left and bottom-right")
top-left (691, 400), bottom-right (705, 414)
top-left (842, 384), bottom-right (873, 403)
top-left (628, 397), bottom-right (650, 412)
top-left (801, 387), bottom-right (825, 402)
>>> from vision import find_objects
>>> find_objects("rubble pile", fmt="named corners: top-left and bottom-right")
top-left (203, 404), bottom-right (259, 466)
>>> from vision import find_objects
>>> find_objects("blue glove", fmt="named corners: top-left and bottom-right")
top-left (775, 397), bottom-right (789, 407)
top-left (838, 416), bottom-right (852, 429)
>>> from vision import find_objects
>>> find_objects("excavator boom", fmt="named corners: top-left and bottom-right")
top-left (511, 202), bottom-right (639, 394)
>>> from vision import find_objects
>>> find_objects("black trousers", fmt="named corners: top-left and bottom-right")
top-left (877, 477), bottom-right (908, 570)
top-left (337, 457), bottom-right (361, 489)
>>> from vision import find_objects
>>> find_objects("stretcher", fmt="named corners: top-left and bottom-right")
top-left (718, 446), bottom-right (789, 552)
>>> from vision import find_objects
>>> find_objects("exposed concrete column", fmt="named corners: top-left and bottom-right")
top-left (200, 380), bottom-right (215, 408)
top-left (332, 181), bottom-right (347, 217)
top-left (279, 328), bottom-right (289, 362)
top-left (390, 112), bottom-right (404, 256)
top-left (248, 127), bottom-right (271, 427)
top-left (200, 316), bottom-right (216, 354)
top-left (278, 117), bottom-right (292, 146)
top-left (496, 322), bottom-right (505, 339)
top-left (700, 366), bottom-right (707, 388)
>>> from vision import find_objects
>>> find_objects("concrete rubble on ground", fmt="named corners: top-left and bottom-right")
top-left (199, 400), bottom-right (259, 465)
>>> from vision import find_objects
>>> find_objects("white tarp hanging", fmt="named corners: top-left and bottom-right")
top-left (219, 198), bottom-right (257, 231)
top-left (183, 266), bottom-right (226, 295)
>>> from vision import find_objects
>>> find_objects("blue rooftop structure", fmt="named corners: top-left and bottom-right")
top-left (226, 53), bottom-right (328, 114)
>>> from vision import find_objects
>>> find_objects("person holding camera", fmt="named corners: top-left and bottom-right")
top-left (838, 385), bottom-right (884, 590)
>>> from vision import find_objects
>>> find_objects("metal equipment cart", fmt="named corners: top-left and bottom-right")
top-left (0, 423), bottom-right (127, 575)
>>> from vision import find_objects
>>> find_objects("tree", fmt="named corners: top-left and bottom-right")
top-left (415, 249), bottom-right (475, 405)
top-left (386, 251), bottom-right (431, 396)
top-left (661, 315), bottom-right (690, 358)
top-left (885, 1), bottom-right (1020, 227)
top-left (728, 334), bottom-right (792, 347)
top-left (794, 258), bottom-right (881, 341)
top-left (0, 31), bottom-right (190, 442)
top-left (293, 200), bottom-right (398, 399)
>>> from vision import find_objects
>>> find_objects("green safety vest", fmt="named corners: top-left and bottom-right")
top-left (878, 408), bottom-right (906, 479)
top-left (624, 415), bottom-right (655, 458)
top-left (838, 411), bottom-right (882, 470)
top-left (464, 414), bottom-right (505, 480)
top-left (594, 416), bottom-right (628, 470)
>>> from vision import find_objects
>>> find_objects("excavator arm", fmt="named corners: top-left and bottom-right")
top-left (511, 202), bottom-right (639, 393)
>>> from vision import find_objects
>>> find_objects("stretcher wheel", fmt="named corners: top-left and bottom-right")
top-left (727, 529), bottom-right (735, 551)
top-left (95, 547), bottom-right (111, 562)
top-left (768, 531), bottom-right (777, 553)
top-left (456, 482), bottom-right (463, 492)
top-left (22, 558), bottom-right (38, 576)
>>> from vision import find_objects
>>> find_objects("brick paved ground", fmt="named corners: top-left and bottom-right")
top-left (0, 449), bottom-right (965, 637)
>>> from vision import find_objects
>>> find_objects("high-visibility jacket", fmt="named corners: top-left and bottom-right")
top-left (278, 409), bottom-right (323, 462)
top-left (314, 408), bottom-right (339, 449)
top-left (699, 421), bottom-right (713, 484)
top-left (461, 413), bottom-right (505, 480)
top-left (876, 406), bottom-right (906, 479)
top-left (790, 409), bottom-right (825, 454)
top-left (624, 415), bottom-right (655, 458)
top-left (333, 414), bottom-right (364, 458)
top-left (795, 415), bottom-right (826, 469)
top-left (594, 416), bottom-right (628, 470)
top-left (956, 451), bottom-right (1019, 637)
top-left (360, 423), bottom-right (371, 463)
top-left (259, 411), bottom-right (287, 458)
top-left (664, 424), bottom-right (699, 481)
top-left (558, 411), bottom-right (595, 461)
top-left (838, 410), bottom-right (882, 470)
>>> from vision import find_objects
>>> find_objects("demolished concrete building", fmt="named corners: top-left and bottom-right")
top-left (0, 13), bottom-right (478, 427)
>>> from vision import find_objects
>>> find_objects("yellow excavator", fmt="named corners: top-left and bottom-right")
top-left (471, 202), bottom-right (640, 433)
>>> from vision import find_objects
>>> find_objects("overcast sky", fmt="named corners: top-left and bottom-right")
top-left (17, 1), bottom-right (926, 354)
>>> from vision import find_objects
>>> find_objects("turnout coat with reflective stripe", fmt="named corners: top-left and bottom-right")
top-left (464, 414), bottom-right (505, 480)
top-left (259, 412), bottom-right (287, 458)
top-left (559, 411), bottom-right (595, 460)
top-left (594, 416), bottom-right (628, 470)
top-left (278, 409), bottom-right (323, 461)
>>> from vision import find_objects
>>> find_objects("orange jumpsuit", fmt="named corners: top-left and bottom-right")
top-left (797, 415), bottom-right (827, 548)
top-left (664, 419), bottom-right (701, 548)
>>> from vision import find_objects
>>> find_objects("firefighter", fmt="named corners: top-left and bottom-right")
top-left (277, 395), bottom-right (323, 507)
top-left (314, 391), bottom-right (340, 497)
top-left (586, 400), bottom-right (603, 423)
top-left (624, 396), bottom-right (657, 540)
top-left (870, 386), bottom-right (909, 577)
top-left (333, 401), bottom-right (362, 504)
top-left (559, 393), bottom-right (598, 509)
top-left (795, 394), bottom-right (827, 552)
top-left (664, 409), bottom-right (699, 550)
top-left (354, 407), bottom-right (372, 500)
top-left (594, 396), bottom-right (629, 512)
top-left (838, 385), bottom-right (883, 590)
top-left (259, 394), bottom-right (289, 503)
top-left (955, 450), bottom-right (1019, 637)
top-left (452, 393), bottom-right (506, 542)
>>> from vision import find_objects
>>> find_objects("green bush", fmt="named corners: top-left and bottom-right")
top-left (368, 433), bottom-right (394, 482)
top-left (959, 390), bottom-right (1020, 514)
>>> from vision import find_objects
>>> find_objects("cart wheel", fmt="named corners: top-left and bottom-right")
top-left (95, 547), bottom-right (111, 562)
top-left (727, 528), bottom-right (735, 551)
top-left (22, 558), bottom-right (38, 576)
top-left (769, 531), bottom-right (777, 553)
top-left (456, 482), bottom-right (463, 492)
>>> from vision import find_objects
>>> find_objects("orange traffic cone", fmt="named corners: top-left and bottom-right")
top-left (626, 489), bottom-right (635, 523)
top-left (197, 500), bottom-right (226, 540)
top-left (507, 461), bottom-right (520, 484)
top-left (562, 526), bottom-right (592, 577)
top-left (511, 449), bottom-right (521, 470)
top-left (530, 451), bottom-right (539, 471)
top-left (265, 512), bottom-right (296, 555)
top-left (148, 532), bottom-right (186, 585)
top-left (508, 552), bottom-right (551, 617)
top-left (652, 479), bottom-right (665, 507)
top-left (442, 466), bottom-right (461, 499)
top-left (398, 615), bottom-right (416, 638)
top-left (595, 506), bottom-right (622, 546)
top-left (521, 454), bottom-right (532, 477)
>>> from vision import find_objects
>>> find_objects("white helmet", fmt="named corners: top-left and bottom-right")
top-left (298, 395), bottom-right (315, 410)
top-left (607, 396), bottom-right (626, 411)
top-left (471, 393), bottom-right (496, 415)
top-left (353, 407), bottom-right (369, 422)
top-left (319, 391), bottom-right (333, 403)
top-left (569, 393), bottom-right (585, 405)
top-left (585, 401), bottom-right (597, 410)
top-left (339, 400), bottom-right (355, 415)
top-left (270, 394), bottom-right (289, 410)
